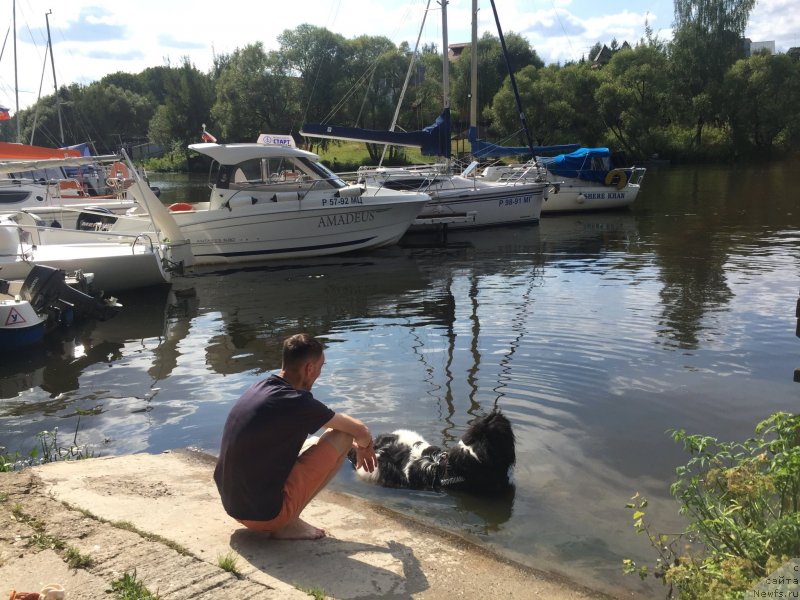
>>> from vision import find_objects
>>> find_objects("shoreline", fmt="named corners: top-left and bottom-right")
top-left (1, 449), bottom-right (625, 599)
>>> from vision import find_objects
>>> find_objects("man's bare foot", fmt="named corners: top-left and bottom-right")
top-left (271, 517), bottom-right (326, 540)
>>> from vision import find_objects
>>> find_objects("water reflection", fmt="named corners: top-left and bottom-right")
top-left (3, 164), bottom-right (800, 598)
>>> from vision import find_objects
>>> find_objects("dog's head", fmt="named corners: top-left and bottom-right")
top-left (444, 409), bottom-right (516, 493)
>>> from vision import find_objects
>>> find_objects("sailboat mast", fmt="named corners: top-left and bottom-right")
top-left (488, 0), bottom-right (535, 154)
top-left (440, 0), bottom-right (449, 110)
top-left (45, 10), bottom-right (64, 145)
top-left (378, 0), bottom-right (432, 167)
top-left (13, 0), bottom-right (20, 142)
top-left (469, 0), bottom-right (478, 132)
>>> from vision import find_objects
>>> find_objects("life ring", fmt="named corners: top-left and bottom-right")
top-left (604, 169), bottom-right (627, 190)
top-left (109, 161), bottom-right (130, 180)
top-left (168, 202), bottom-right (194, 212)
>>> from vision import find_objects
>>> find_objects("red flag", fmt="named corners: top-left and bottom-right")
top-left (0, 105), bottom-right (11, 121)
top-left (201, 124), bottom-right (217, 143)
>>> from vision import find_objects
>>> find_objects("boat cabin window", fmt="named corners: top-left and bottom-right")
top-left (7, 166), bottom-right (67, 183)
top-left (215, 156), bottom-right (346, 190)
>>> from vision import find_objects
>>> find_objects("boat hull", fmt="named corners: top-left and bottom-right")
top-left (542, 179), bottom-right (640, 213)
top-left (169, 196), bottom-right (428, 265)
top-left (410, 184), bottom-right (545, 230)
top-left (0, 300), bottom-right (46, 349)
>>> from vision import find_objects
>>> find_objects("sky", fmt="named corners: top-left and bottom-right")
top-left (1, 0), bottom-right (797, 113)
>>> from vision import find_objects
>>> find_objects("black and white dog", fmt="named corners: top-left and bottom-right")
top-left (348, 409), bottom-right (515, 495)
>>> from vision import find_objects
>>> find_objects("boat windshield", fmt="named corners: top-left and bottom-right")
top-left (215, 156), bottom-right (346, 190)
top-left (6, 166), bottom-right (67, 183)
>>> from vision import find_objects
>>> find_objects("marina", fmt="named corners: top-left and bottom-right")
top-left (1, 159), bottom-right (799, 597)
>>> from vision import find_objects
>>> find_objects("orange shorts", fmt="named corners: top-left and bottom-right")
top-left (237, 436), bottom-right (340, 532)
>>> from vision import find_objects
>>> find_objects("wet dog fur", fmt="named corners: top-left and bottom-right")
top-left (348, 409), bottom-right (515, 495)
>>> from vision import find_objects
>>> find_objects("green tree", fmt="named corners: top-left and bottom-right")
top-left (594, 44), bottom-right (670, 158)
top-left (669, 0), bottom-right (756, 147)
top-left (275, 24), bottom-right (350, 126)
top-left (146, 58), bottom-right (213, 153)
top-left (211, 43), bottom-right (298, 143)
top-left (723, 53), bottom-right (800, 155)
top-left (450, 31), bottom-right (542, 134)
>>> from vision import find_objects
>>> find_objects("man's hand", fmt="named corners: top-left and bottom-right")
top-left (355, 441), bottom-right (376, 473)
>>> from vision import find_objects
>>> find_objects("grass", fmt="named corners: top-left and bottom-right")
top-left (297, 585), bottom-right (326, 600)
top-left (27, 531), bottom-right (66, 551)
top-left (111, 520), bottom-right (191, 556)
top-left (64, 545), bottom-right (95, 569)
top-left (216, 551), bottom-right (241, 577)
top-left (314, 141), bottom-right (426, 172)
top-left (110, 571), bottom-right (160, 600)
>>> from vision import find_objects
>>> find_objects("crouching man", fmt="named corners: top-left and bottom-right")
top-left (214, 333), bottom-right (376, 539)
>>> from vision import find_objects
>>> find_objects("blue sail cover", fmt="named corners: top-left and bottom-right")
top-left (467, 127), bottom-right (580, 158)
top-left (539, 147), bottom-right (613, 183)
top-left (301, 109), bottom-right (452, 157)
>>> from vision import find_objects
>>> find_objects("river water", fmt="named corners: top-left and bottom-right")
top-left (2, 160), bottom-right (799, 597)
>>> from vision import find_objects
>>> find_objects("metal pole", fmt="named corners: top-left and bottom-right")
top-left (45, 10), bottom-right (65, 145)
top-left (13, 0), bottom-right (20, 142)
top-left (488, 0), bottom-right (535, 154)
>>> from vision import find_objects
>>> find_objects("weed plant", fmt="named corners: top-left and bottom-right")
top-left (110, 570), bottom-right (160, 600)
top-left (216, 551), bottom-right (241, 577)
top-left (1, 422), bottom-right (93, 472)
top-left (624, 411), bottom-right (800, 599)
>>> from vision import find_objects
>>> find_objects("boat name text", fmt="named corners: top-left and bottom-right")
top-left (322, 197), bottom-right (365, 207)
top-left (583, 192), bottom-right (626, 200)
top-left (318, 210), bottom-right (376, 228)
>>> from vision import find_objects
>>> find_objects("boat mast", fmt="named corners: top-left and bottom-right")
top-left (379, 0), bottom-right (432, 167)
top-left (13, 0), bottom-right (20, 142)
top-left (45, 10), bottom-right (64, 145)
top-left (488, 0), bottom-right (535, 154)
top-left (469, 0), bottom-right (478, 136)
top-left (440, 0), bottom-right (449, 113)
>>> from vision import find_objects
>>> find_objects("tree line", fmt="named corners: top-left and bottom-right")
top-left (2, 0), bottom-right (798, 168)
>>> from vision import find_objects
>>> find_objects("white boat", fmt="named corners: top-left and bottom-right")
top-left (301, 0), bottom-right (547, 230)
top-left (1, 264), bottom-right (120, 349)
top-left (479, 147), bottom-right (647, 213)
top-left (0, 142), bottom-right (138, 229)
top-left (119, 141), bottom-right (430, 265)
top-left (356, 164), bottom-right (545, 229)
top-left (0, 211), bottom-right (173, 292)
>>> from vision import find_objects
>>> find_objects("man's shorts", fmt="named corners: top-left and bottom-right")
top-left (237, 436), bottom-right (340, 532)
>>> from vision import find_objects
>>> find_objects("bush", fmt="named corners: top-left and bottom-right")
top-left (624, 412), bottom-right (800, 599)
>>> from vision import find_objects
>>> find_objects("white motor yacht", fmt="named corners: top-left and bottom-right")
top-left (121, 142), bottom-right (431, 265)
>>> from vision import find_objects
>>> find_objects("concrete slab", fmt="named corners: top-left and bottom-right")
top-left (0, 450), bottom-right (612, 599)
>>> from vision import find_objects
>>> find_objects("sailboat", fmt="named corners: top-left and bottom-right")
top-left (301, 0), bottom-right (548, 230)
top-left (465, 1), bottom-right (647, 213)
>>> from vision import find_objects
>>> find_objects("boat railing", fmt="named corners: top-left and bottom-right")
top-left (628, 167), bottom-right (647, 186)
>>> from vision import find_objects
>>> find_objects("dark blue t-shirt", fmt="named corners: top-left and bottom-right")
top-left (214, 374), bottom-right (335, 520)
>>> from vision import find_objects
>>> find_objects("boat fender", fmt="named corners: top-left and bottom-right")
top-left (604, 169), bottom-right (627, 190)
top-left (334, 184), bottom-right (365, 198)
top-left (168, 202), bottom-right (194, 212)
top-left (0, 224), bottom-right (20, 256)
top-left (576, 193), bottom-right (585, 204)
top-left (228, 196), bottom-right (258, 210)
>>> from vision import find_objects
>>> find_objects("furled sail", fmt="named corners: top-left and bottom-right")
top-left (467, 127), bottom-right (580, 159)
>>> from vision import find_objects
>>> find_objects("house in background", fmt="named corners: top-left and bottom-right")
top-left (744, 39), bottom-right (776, 56)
